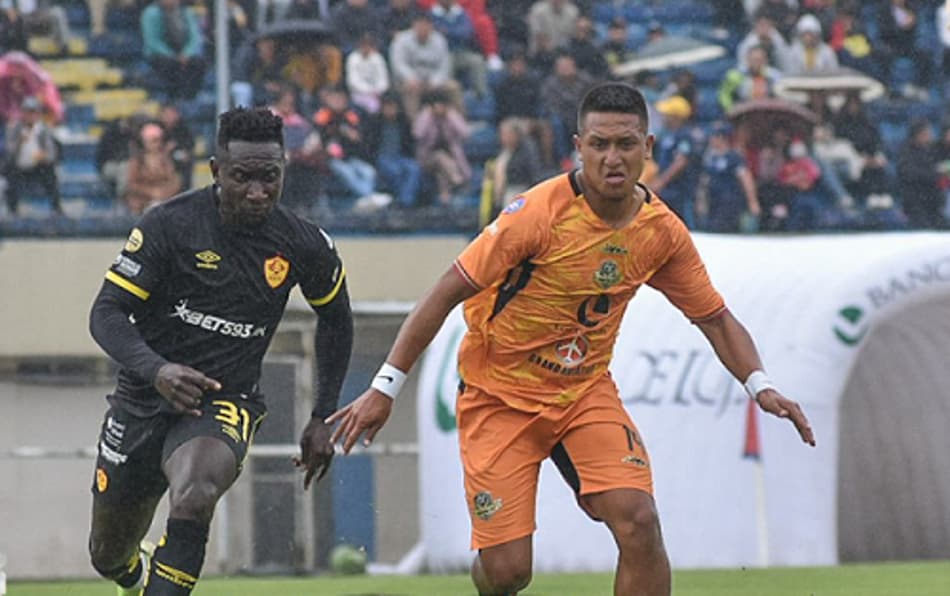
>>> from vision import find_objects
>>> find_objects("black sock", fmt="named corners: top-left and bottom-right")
top-left (145, 518), bottom-right (209, 595)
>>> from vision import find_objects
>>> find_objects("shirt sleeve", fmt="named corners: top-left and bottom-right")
top-left (104, 209), bottom-right (171, 302)
top-left (296, 224), bottom-right (346, 308)
top-left (455, 196), bottom-right (547, 290)
top-left (647, 218), bottom-right (725, 321)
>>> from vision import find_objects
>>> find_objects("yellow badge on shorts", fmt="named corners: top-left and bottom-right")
top-left (125, 228), bottom-right (143, 253)
top-left (264, 255), bottom-right (290, 289)
top-left (96, 467), bottom-right (109, 493)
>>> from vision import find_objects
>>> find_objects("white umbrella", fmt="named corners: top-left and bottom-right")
top-left (611, 36), bottom-right (726, 78)
top-left (774, 67), bottom-right (885, 103)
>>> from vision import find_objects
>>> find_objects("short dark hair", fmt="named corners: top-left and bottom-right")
top-left (577, 82), bottom-right (648, 132)
top-left (217, 106), bottom-right (284, 153)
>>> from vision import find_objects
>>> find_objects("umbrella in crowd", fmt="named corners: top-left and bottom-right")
top-left (727, 98), bottom-right (819, 149)
top-left (774, 67), bottom-right (885, 103)
top-left (253, 19), bottom-right (336, 46)
top-left (0, 51), bottom-right (64, 123)
top-left (611, 36), bottom-right (725, 79)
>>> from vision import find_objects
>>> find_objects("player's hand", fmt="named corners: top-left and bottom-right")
top-left (756, 389), bottom-right (816, 447)
top-left (154, 363), bottom-right (221, 416)
top-left (325, 389), bottom-right (393, 454)
top-left (294, 417), bottom-right (334, 490)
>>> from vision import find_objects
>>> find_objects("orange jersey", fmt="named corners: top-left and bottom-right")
top-left (454, 172), bottom-right (725, 412)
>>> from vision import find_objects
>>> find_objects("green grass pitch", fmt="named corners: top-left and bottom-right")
top-left (8, 560), bottom-right (949, 595)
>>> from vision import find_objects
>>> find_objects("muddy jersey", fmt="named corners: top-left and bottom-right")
top-left (454, 172), bottom-right (725, 411)
top-left (103, 186), bottom-right (345, 415)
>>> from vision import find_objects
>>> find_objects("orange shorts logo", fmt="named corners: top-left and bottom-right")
top-left (473, 491), bottom-right (503, 520)
top-left (96, 467), bottom-right (109, 493)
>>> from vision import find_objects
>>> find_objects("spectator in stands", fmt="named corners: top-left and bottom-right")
top-left (828, 3), bottom-right (879, 80)
top-left (938, 1), bottom-right (950, 96)
top-left (718, 44), bottom-right (782, 113)
top-left (936, 123), bottom-right (950, 218)
top-left (254, 0), bottom-right (294, 30)
top-left (736, 11), bottom-right (791, 72)
top-left (528, 29), bottom-right (558, 77)
top-left (4, 0), bottom-right (72, 55)
top-left (710, 0), bottom-right (747, 39)
top-left (270, 85), bottom-right (325, 209)
top-left (527, 0), bottom-right (578, 56)
top-left (785, 13), bottom-right (839, 75)
top-left (95, 112), bottom-right (149, 201)
top-left (0, 2), bottom-right (27, 53)
top-left (389, 11), bottom-right (461, 120)
top-left (123, 122), bottom-right (182, 214)
top-left (602, 16), bottom-right (635, 75)
top-left (85, 0), bottom-right (137, 40)
top-left (230, 35), bottom-right (284, 108)
top-left (345, 32), bottom-right (390, 114)
top-left (492, 0), bottom-right (533, 60)
top-left (747, 0), bottom-right (800, 41)
top-left (313, 86), bottom-right (388, 207)
top-left (284, 0), bottom-right (321, 20)
top-left (3, 95), bottom-right (60, 215)
top-left (200, 0), bottom-right (252, 53)
top-left (878, 0), bottom-right (933, 101)
top-left (540, 53), bottom-right (594, 168)
top-left (283, 37), bottom-right (343, 117)
top-left (660, 69), bottom-right (698, 118)
top-left (141, 0), bottom-right (207, 100)
top-left (330, 0), bottom-right (381, 55)
top-left (896, 120), bottom-right (946, 229)
top-left (493, 49), bottom-right (554, 169)
top-left (776, 137), bottom-right (826, 231)
top-left (831, 91), bottom-right (891, 204)
top-left (486, 117), bottom-right (543, 216)
top-left (566, 14), bottom-right (608, 80)
top-left (652, 95), bottom-right (704, 227)
top-left (381, 0), bottom-right (420, 47)
top-left (751, 124), bottom-right (793, 230)
top-left (430, 0), bottom-right (489, 99)
top-left (413, 88), bottom-right (471, 204)
top-left (158, 102), bottom-right (195, 190)
top-left (365, 91), bottom-right (422, 208)
top-left (0, 51), bottom-right (65, 125)
top-left (698, 121), bottom-right (761, 233)
top-left (418, 0), bottom-right (504, 70)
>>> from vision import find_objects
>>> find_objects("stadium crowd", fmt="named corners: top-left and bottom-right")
top-left (1, 0), bottom-right (950, 234)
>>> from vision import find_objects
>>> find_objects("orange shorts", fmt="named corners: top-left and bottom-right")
top-left (456, 377), bottom-right (653, 550)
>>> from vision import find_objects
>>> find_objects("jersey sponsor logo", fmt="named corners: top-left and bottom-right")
top-left (473, 491), bottom-right (503, 521)
top-left (195, 250), bottom-right (222, 270)
top-left (502, 196), bottom-right (526, 214)
top-left (112, 254), bottom-right (142, 278)
top-left (98, 441), bottom-right (128, 465)
top-left (527, 352), bottom-right (595, 377)
top-left (124, 227), bottom-right (143, 253)
top-left (264, 255), bottom-right (290, 289)
top-left (621, 454), bottom-right (648, 467)
top-left (96, 467), bottom-right (109, 493)
top-left (554, 335), bottom-right (589, 366)
top-left (602, 243), bottom-right (628, 255)
top-left (594, 259), bottom-right (621, 289)
top-left (170, 299), bottom-right (267, 338)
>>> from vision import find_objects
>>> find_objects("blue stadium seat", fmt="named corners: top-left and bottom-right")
top-left (463, 125), bottom-right (499, 164)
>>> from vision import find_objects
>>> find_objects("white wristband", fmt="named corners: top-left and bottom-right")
top-left (371, 363), bottom-right (407, 400)
top-left (744, 370), bottom-right (777, 400)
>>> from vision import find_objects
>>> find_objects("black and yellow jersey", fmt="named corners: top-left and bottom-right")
top-left (100, 186), bottom-right (345, 415)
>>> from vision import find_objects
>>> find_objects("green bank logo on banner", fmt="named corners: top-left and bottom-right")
top-left (833, 305), bottom-right (867, 347)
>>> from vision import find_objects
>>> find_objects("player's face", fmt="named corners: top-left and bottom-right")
top-left (214, 140), bottom-right (285, 228)
top-left (575, 111), bottom-right (653, 202)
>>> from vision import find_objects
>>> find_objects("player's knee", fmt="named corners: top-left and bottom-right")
top-left (88, 539), bottom-right (128, 580)
top-left (479, 555), bottom-right (532, 593)
top-left (613, 500), bottom-right (662, 551)
top-left (168, 479), bottom-right (223, 522)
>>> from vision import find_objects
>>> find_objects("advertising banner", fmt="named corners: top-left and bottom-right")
top-left (418, 233), bottom-right (950, 571)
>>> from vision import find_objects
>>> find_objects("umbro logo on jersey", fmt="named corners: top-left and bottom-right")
top-left (195, 250), bottom-right (222, 270)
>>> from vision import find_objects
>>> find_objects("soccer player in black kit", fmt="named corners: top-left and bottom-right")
top-left (86, 107), bottom-right (353, 596)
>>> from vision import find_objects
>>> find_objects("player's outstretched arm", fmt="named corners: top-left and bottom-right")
top-left (696, 309), bottom-right (816, 447)
top-left (327, 266), bottom-right (478, 454)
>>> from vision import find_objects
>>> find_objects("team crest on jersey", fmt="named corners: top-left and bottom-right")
top-left (264, 255), bottom-right (290, 288)
top-left (124, 228), bottom-right (143, 253)
top-left (594, 259), bottom-right (621, 289)
top-left (195, 250), bottom-right (221, 270)
top-left (96, 467), bottom-right (109, 493)
top-left (502, 196), bottom-right (526, 214)
top-left (473, 491), bottom-right (503, 521)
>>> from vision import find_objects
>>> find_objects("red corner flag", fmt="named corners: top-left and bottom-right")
top-left (743, 397), bottom-right (761, 460)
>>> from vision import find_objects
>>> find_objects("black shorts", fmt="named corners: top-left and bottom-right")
top-left (91, 396), bottom-right (267, 505)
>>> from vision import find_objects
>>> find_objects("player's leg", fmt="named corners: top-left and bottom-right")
top-left (88, 406), bottom-right (169, 592)
top-left (582, 488), bottom-right (670, 596)
top-left (457, 385), bottom-right (547, 595)
top-left (472, 535), bottom-right (533, 596)
top-left (145, 399), bottom-right (264, 595)
top-left (551, 385), bottom-right (670, 596)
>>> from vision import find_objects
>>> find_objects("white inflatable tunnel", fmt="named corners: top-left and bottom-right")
top-left (417, 233), bottom-right (950, 571)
